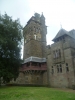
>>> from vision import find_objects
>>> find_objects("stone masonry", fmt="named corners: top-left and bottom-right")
top-left (47, 29), bottom-right (75, 88)
top-left (15, 13), bottom-right (48, 86)
top-left (15, 13), bottom-right (75, 88)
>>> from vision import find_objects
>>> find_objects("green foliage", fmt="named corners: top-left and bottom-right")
top-left (0, 13), bottom-right (23, 83)
top-left (0, 87), bottom-right (75, 100)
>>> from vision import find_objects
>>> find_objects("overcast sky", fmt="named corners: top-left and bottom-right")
top-left (0, 0), bottom-right (75, 45)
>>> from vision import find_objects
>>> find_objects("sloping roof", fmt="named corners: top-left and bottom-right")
top-left (23, 56), bottom-right (46, 64)
top-left (52, 28), bottom-right (68, 41)
top-left (52, 28), bottom-right (75, 41)
top-left (68, 29), bottom-right (75, 39)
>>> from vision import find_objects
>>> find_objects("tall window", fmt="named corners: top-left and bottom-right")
top-left (53, 51), bottom-right (56, 59)
top-left (34, 34), bottom-right (37, 40)
top-left (56, 50), bottom-right (58, 58)
top-left (60, 64), bottom-right (62, 73)
top-left (53, 49), bottom-right (61, 59)
top-left (57, 65), bottom-right (59, 73)
top-left (58, 49), bottom-right (61, 57)
top-left (39, 28), bottom-right (40, 33)
top-left (57, 64), bottom-right (62, 73)
top-left (66, 63), bottom-right (69, 72)
top-left (51, 66), bottom-right (54, 74)
top-left (34, 26), bottom-right (36, 32)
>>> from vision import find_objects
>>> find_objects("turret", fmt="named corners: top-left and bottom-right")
top-left (34, 13), bottom-right (40, 22)
top-left (40, 12), bottom-right (45, 25)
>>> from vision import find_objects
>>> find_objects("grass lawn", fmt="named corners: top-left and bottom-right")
top-left (0, 86), bottom-right (75, 100)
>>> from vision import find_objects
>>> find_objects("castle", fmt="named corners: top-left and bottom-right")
top-left (15, 13), bottom-right (75, 88)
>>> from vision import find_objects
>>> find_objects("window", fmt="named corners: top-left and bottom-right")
top-left (53, 49), bottom-right (61, 59)
top-left (57, 65), bottom-right (59, 73)
top-left (63, 36), bottom-right (65, 42)
top-left (51, 66), bottom-right (54, 74)
top-left (34, 34), bottom-right (37, 40)
top-left (66, 63), bottom-right (68, 66)
top-left (56, 50), bottom-right (58, 58)
top-left (53, 51), bottom-right (56, 59)
top-left (60, 64), bottom-right (62, 73)
top-left (66, 63), bottom-right (69, 72)
top-left (58, 49), bottom-right (61, 57)
top-left (34, 26), bottom-right (36, 31)
top-left (36, 28), bottom-right (38, 33)
top-left (66, 67), bottom-right (69, 72)
top-left (57, 64), bottom-right (62, 73)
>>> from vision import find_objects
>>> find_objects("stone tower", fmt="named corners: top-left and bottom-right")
top-left (17, 13), bottom-right (48, 85)
top-left (23, 13), bottom-right (47, 59)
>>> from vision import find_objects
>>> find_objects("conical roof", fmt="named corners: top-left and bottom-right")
top-left (52, 28), bottom-right (68, 41)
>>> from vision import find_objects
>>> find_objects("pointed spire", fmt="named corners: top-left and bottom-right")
top-left (41, 12), bottom-right (45, 20)
top-left (41, 12), bottom-right (44, 17)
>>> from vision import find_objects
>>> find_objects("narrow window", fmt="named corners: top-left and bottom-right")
top-left (51, 66), bottom-right (54, 74)
top-left (34, 34), bottom-right (37, 40)
top-left (60, 64), bottom-right (62, 73)
top-left (57, 65), bottom-right (59, 73)
top-left (53, 51), bottom-right (56, 59)
top-left (63, 36), bottom-right (65, 42)
top-left (66, 63), bottom-right (68, 66)
top-left (34, 26), bottom-right (36, 31)
top-left (56, 50), bottom-right (58, 58)
top-left (59, 49), bottom-right (61, 57)
top-left (66, 67), bottom-right (69, 72)
top-left (66, 63), bottom-right (69, 72)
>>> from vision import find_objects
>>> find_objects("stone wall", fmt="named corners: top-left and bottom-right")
top-left (15, 72), bottom-right (45, 85)
top-left (42, 71), bottom-right (48, 85)
top-left (47, 35), bottom-right (75, 88)
top-left (24, 39), bottom-right (43, 59)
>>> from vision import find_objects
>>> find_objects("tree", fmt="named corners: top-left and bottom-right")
top-left (0, 13), bottom-right (23, 84)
